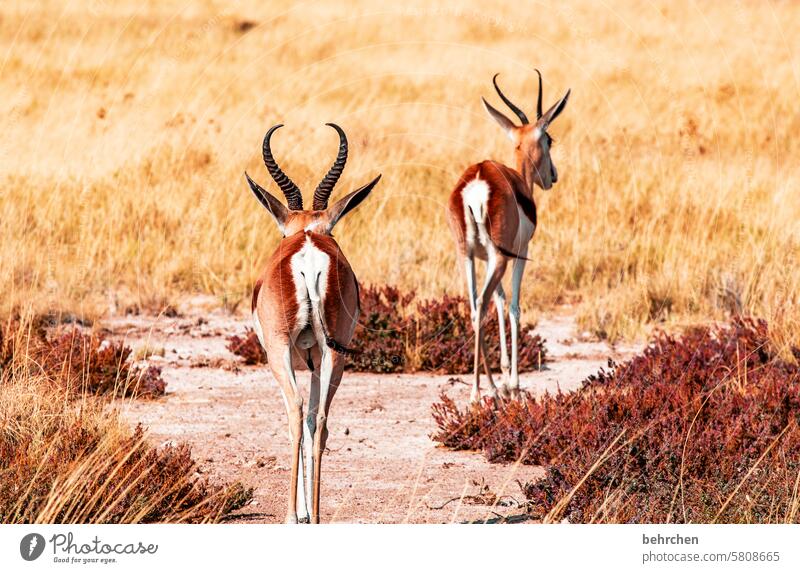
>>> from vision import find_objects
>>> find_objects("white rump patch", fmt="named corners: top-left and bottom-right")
top-left (462, 178), bottom-right (491, 249)
top-left (290, 235), bottom-right (330, 333)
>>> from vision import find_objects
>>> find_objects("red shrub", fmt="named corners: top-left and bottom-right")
top-left (432, 318), bottom-right (800, 523)
top-left (415, 293), bottom-right (546, 374)
top-left (226, 328), bottom-right (266, 365)
top-left (2, 319), bottom-right (165, 398)
top-left (347, 285), bottom-right (414, 373)
top-left (227, 285), bottom-right (547, 374)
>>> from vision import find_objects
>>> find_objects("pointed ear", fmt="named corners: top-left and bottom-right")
top-left (324, 174), bottom-right (381, 232)
top-left (245, 172), bottom-right (288, 234)
top-left (481, 97), bottom-right (516, 141)
top-left (538, 89), bottom-right (571, 130)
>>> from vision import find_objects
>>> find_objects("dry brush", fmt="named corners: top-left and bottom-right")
top-left (0, 317), bottom-right (251, 523)
top-left (432, 318), bottom-right (800, 523)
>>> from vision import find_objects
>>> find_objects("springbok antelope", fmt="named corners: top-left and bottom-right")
top-left (244, 123), bottom-right (381, 523)
top-left (447, 71), bottom-right (570, 402)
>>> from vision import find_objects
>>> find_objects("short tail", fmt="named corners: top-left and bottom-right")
top-left (466, 202), bottom-right (530, 261)
top-left (305, 272), bottom-right (359, 356)
top-left (322, 330), bottom-right (359, 356)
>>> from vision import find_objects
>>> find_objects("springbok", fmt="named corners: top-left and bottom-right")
top-left (447, 71), bottom-right (570, 402)
top-left (245, 123), bottom-right (381, 523)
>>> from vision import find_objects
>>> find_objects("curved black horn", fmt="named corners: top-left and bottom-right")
top-left (492, 73), bottom-right (528, 125)
top-left (313, 123), bottom-right (348, 210)
top-left (535, 68), bottom-right (543, 119)
top-left (262, 124), bottom-right (303, 210)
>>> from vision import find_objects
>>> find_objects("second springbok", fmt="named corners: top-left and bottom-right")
top-left (245, 123), bottom-right (381, 523)
top-left (447, 71), bottom-right (570, 402)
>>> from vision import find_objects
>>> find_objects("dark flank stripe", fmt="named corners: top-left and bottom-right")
top-left (251, 278), bottom-right (263, 312)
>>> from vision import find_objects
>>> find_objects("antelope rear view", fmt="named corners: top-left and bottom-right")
top-left (245, 123), bottom-right (381, 523)
top-left (447, 71), bottom-right (571, 402)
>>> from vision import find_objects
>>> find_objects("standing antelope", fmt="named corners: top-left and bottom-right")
top-left (245, 123), bottom-right (381, 523)
top-left (447, 71), bottom-right (570, 402)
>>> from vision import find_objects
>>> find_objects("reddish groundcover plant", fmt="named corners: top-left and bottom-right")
top-left (432, 318), bottom-right (800, 523)
top-left (227, 285), bottom-right (547, 374)
top-left (1, 318), bottom-right (165, 398)
top-left (0, 318), bottom-right (250, 523)
top-left (226, 329), bottom-right (266, 366)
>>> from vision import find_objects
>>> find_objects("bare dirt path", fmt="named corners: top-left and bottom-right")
top-left (108, 309), bottom-right (640, 523)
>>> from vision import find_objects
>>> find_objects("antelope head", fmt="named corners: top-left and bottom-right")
top-left (482, 71), bottom-right (570, 190)
top-left (244, 123), bottom-right (381, 237)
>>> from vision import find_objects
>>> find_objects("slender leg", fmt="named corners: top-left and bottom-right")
top-left (472, 308), bottom-right (484, 403)
top-left (289, 420), bottom-right (303, 523)
top-left (312, 348), bottom-right (343, 523)
top-left (299, 361), bottom-right (320, 522)
top-left (493, 284), bottom-right (511, 397)
top-left (473, 322), bottom-right (499, 400)
top-left (471, 254), bottom-right (508, 403)
top-left (464, 254), bottom-right (478, 318)
top-left (480, 336), bottom-right (496, 380)
top-left (268, 347), bottom-right (304, 524)
top-left (466, 253), bottom-right (496, 395)
top-left (509, 256), bottom-right (527, 397)
top-left (465, 251), bottom-right (496, 401)
top-left (464, 252), bottom-right (482, 403)
top-left (296, 435), bottom-right (310, 522)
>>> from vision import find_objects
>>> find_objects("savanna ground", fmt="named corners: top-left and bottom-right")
top-left (1, 0), bottom-right (799, 523)
top-left (111, 303), bottom-right (638, 523)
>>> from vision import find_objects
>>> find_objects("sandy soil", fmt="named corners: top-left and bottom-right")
top-left (108, 309), bottom-right (640, 524)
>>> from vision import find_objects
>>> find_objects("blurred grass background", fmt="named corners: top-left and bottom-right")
top-left (1, 0), bottom-right (798, 351)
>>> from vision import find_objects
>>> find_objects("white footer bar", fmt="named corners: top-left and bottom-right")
top-left (1, 524), bottom-right (798, 572)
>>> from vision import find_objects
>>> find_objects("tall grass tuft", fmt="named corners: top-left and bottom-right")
top-left (0, 316), bottom-right (251, 523)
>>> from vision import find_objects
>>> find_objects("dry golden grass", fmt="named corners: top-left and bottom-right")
top-left (1, 0), bottom-right (799, 350)
top-left (0, 315), bottom-right (251, 523)
top-left (1, 375), bottom-right (249, 523)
